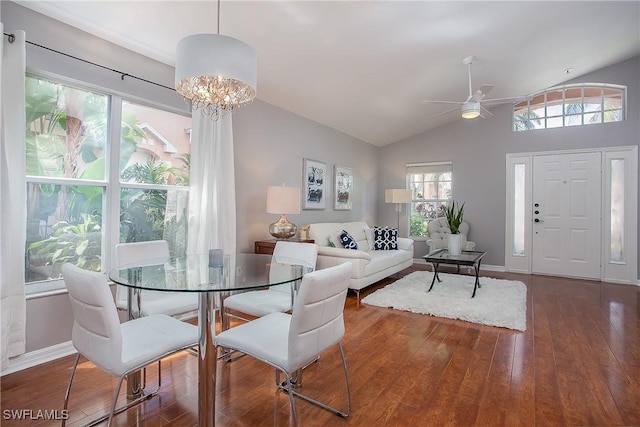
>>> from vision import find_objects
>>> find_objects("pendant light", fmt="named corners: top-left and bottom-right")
top-left (175, 0), bottom-right (257, 119)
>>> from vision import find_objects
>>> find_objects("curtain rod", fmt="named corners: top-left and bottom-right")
top-left (3, 32), bottom-right (175, 92)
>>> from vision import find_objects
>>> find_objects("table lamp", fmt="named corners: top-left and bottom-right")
top-left (385, 189), bottom-right (412, 230)
top-left (267, 185), bottom-right (301, 239)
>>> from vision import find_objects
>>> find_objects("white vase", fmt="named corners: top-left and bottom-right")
top-left (448, 233), bottom-right (463, 256)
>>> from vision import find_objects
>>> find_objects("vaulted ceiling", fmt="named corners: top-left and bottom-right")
top-left (14, 1), bottom-right (640, 146)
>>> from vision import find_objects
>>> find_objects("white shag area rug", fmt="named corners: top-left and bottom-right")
top-left (362, 271), bottom-right (527, 331)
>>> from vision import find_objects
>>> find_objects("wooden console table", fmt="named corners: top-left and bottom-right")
top-left (254, 239), bottom-right (315, 255)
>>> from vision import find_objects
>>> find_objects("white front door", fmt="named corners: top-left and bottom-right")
top-left (532, 152), bottom-right (601, 279)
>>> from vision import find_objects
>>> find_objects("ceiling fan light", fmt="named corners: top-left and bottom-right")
top-left (175, 33), bottom-right (257, 118)
top-left (461, 101), bottom-right (481, 119)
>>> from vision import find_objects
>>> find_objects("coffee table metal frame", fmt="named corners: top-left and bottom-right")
top-left (423, 249), bottom-right (486, 298)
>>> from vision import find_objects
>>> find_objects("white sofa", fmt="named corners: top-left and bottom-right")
top-left (307, 221), bottom-right (414, 301)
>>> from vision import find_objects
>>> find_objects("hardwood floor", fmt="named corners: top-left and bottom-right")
top-left (2, 266), bottom-right (639, 426)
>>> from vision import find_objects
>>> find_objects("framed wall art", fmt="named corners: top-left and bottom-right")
top-left (302, 158), bottom-right (327, 210)
top-left (334, 166), bottom-right (353, 210)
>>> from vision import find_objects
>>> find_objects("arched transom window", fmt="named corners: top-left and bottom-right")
top-left (513, 83), bottom-right (625, 131)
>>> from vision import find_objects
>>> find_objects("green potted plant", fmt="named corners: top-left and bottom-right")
top-left (445, 200), bottom-right (465, 234)
top-left (445, 200), bottom-right (465, 255)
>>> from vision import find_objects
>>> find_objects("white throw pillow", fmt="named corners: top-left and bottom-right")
top-left (364, 226), bottom-right (374, 249)
top-left (328, 230), bottom-right (342, 248)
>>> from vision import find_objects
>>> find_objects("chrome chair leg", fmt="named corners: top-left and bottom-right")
top-left (65, 358), bottom-right (163, 427)
top-left (275, 356), bottom-right (320, 389)
top-left (62, 353), bottom-right (80, 427)
top-left (283, 371), bottom-right (298, 427)
top-left (276, 343), bottom-right (351, 418)
top-left (107, 375), bottom-right (126, 426)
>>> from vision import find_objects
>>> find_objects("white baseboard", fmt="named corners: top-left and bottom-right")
top-left (412, 259), bottom-right (640, 285)
top-left (1, 341), bottom-right (76, 376)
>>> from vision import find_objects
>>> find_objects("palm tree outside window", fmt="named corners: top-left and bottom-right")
top-left (24, 76), bottom-right (191, 286)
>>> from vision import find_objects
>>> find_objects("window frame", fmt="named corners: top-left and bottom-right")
top-left (406, 161), bottom-right (453, 240)
top-left (513, 83), bottom-right (626, 131)
top-left (24, 71), bottom-right (191, 296)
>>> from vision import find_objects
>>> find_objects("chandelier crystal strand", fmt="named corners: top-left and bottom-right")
top-left (176, 75), bottom-right (256, 118)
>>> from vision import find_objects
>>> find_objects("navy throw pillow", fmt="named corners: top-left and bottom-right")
top-left (373, 226), bottom-right (398, 250)
top-left (339, 230), bottom-right (358, 250)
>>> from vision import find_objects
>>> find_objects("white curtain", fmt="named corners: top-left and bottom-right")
top-left (0, 26), bottom-right (27, 364)
top-left (187, 112), bottom-right (237, 255)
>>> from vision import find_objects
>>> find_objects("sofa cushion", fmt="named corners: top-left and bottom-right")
top-left (373, 226), bottom-right (398, 250)
top-left (339, 230), bottom-right (358, 250)
top-left (364, 248), bottom-right (411, 276)
top-left (341, 221), bottom-right (370, 251)
top-left (364, 226), bottom-right (374, 249)
top-left (309, 221), bottom-right (371, 250)
top-left (309, 223), bottom-right (342, 246)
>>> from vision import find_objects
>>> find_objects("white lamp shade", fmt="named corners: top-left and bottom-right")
top-left (385, 189), bottom-right (412, 203)
top-left (175, 33), bottom-right (258, 93)
top-left (266, 186), bottom-right (301, 215)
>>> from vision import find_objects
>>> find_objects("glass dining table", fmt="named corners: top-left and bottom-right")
top-left (109, 252), bottom-right (311, 427)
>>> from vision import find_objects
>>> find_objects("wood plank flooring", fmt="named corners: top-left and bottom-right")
top-left (2, 266), bottom-right (639, 426)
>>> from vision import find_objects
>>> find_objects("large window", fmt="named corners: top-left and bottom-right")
top-left (25, 76), bottom-right (191, 287)
top-left (513, 83), bottom-right (625, 131)
top-left (406, 162), bottom-right (452, 238)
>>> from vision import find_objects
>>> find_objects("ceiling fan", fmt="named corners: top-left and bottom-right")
top-left (420, 56), bottom-right (525, 119)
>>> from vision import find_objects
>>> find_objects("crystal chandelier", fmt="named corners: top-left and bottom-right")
top-left (175, 0), bottom-right (257, 119)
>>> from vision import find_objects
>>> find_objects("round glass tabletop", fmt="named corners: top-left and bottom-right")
top-left (108, 252), bottom-right (312, 293)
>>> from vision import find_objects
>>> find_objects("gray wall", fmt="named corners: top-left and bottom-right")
top-left (234, 100), bottom-right (378, 253)
top-left (379, 56), bottom-right (640, 265)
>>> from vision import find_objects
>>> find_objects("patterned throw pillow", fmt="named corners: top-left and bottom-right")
top-left (339, 230), bottom-right (358, 250)
top-left (373, 226), bottom-right (398, 250)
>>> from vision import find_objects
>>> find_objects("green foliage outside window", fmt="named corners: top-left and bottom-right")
top-left (28, 213), bottom-right (102, 276)
top-left (25, 76), bottom-right (189, 282)
top-left (410, 213), bottom-right (429, 238)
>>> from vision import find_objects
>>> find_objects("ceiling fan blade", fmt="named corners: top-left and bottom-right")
top-left (478, 84), bottom-right (494, 96)
top-left (420, 99), bottom-right (464, 105)
top-left (470, 90), bottom-right (485, 102)
top-left (471, 85), bottom-right (495, 102)
top-left (480, 105), bottom-right (494, 118)
top-left (483, 95), bottom-right (532, 105)
top-left (431, 105), bottom-right (461, 118)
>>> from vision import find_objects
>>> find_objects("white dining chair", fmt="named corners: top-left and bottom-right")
top-left (61, 263), bottom-right (198, 427)
top-left (215, 262), bottom-right (352, 426)
top-left (221, 241), bottom-right (318, 323)
top-left (115, 240), bottom-right (198, 319)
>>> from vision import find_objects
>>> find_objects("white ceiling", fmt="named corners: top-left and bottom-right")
top-left (14, 1), bottom-right (640, 146)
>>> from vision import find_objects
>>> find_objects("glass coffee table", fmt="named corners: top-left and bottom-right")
top-left (423, 249), bottom-right (486, 298)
